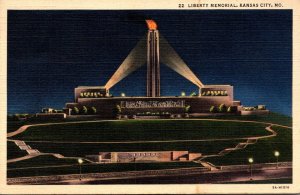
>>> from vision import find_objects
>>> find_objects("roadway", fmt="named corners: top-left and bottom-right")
top-left (46, 167), bottom-right (292, 184)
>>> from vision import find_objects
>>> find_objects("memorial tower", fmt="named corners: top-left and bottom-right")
top-left (146, 20), bottom-right (160, 97)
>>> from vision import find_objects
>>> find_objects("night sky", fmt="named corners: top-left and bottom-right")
top-left (8, 10), bottom-right (292, 116)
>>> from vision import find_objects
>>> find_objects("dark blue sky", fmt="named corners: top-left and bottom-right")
top-left (8, 10), bottom-right (292, 116)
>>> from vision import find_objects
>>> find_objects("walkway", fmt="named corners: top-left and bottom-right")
top-left (6, 119), bottom-right (291, 164)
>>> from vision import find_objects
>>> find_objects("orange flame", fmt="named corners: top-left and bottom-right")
top-left (145, 20), bottom-right (157, 30)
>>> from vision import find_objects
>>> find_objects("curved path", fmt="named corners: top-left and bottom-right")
top-left (196, 125), bottom-right (282, 170)
top-left (7, 119), bottom-right (291, 163)
top-left (7, 154), bottom-right (39, 163)
top-left (7, 119), bottom-right (291, 138)
top-left (200, 125), bottom-right (277, 159)
top-left (7, 120), bottom-right (118, 138)
top-left (7, 139), bottom-right (94, 164)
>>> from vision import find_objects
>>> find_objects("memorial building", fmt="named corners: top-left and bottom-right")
top-left (65, 20), bottom-right (242, 117)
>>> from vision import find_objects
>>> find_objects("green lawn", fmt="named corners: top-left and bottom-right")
top-left (7, 141), bottom-right (28, 160)
top-left (8, 159), bottom-right (201, 178)
top-left (28, 140), bottom-right (241, 157)
top-left (205, 126), bottom-right (292, 165)
top-left (7, 121), bottom-right (28, 133)
top-left (197, 112), bottom-right (292, 127)
top-left (8, 155), bottom-right (81, 169)
top-left (12, 120), bottom-right (270, 142)
top-left (7, 113), bottom-right (292, 178)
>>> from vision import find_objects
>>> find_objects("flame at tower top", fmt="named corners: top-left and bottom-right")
top-left (145, 20), bottom-right (158, 30)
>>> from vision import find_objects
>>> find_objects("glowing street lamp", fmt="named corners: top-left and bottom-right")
top-left (248, 157), bottom-right (254, 180)
top-left (78, 158), bottom-right (83, 180)
top-left (121, 93), bottom-right (126, 97)
top-left (181, 91), bottom-right (186, 96)
top-left (274, 151), bottom-right (280, 169)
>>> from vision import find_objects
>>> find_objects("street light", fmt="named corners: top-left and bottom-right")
top-left (248, 157), bottom-right (254, 180)
top-left (181, 91), bottom-right (186, 96)
top-left (78, 158), bottom-right (83, 181)
top-left (121, 92), bottom-right (126, 97)
top-left (274, 151), bottom-right (280, 169)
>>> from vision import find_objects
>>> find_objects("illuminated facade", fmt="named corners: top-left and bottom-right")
top-left (65, 20), bottom-right (243, 117)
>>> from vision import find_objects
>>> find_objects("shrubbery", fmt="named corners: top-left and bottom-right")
top-left (227, 106), bottom-right (237, 113)
top-left (209, 106), bottom-right (217, 113)
top-left (114, 105), bottom-right (122, 115)
top-left (91, 107), bottom-right (97, 114)
top-left (202, 90), bottom-right (228, 96)
top-left (7, 114), bottom-right (32, 121)
top-left (82, 106), bottom-right (88, 115)
top-left (218, 104), bottom-right (227, 113)
top-left (80, 92), bottom-right (105, 98)
top-left (190, 92), bottom-right (197, 96)
top-left (243, 105), bottom-right (266, 111)
top-left (72, 106), bottom-right (98, 115)
top-left (209, 104), bottom-right (237, 113)
top-left (185, 105), bottom-right (191, 113)
top-left (72, 107), bottom-right (80, 115)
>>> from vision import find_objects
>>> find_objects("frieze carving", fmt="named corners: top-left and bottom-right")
top-left (120, 100), bottom-right (185, 108)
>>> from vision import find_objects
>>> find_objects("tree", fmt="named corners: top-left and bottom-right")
top-left (190, 92), bottom-right (197, 96)
top-left (91, 107), bottom-right (97, 114)
top-left (82, 106), bottom-right (88, 115)
top-left (209, 106), bottom-right (216, 113)
top-left (228, 106), bottom-right (237, 113)
top-left (185, 105), bottom-right (191, 113)
top-left (227, 106), bottom-right (232, 113)
top-left (73, 107), bottom-right (79, 115)
top-left (218, 104), bottom-right (227, 113)
top-left (114, 105), bottom-right (122, 115)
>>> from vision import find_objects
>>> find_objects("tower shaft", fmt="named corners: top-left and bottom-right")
top-left (147, 30), bottom-right (160, 97)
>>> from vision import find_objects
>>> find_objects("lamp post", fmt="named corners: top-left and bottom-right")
top-left (78, 158), bottom-right (83, 181)
top-left (248, 157), bottom-right (254, 180)
top-left (274, 151), bottom-right (280, 169)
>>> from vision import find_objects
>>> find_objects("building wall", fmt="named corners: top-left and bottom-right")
top-left (35, 113), bottom-right (66, 119)
top-left (65, 96), bottom-right (238, 117)
top-left (95, 151), bottom-right (202, 163)
top-left (109, 151), bottom-right (173, 163)
top-left (188, 153), bottom-right (202, 161)
top-left (75, 86), bottom-right (108, 101)
top-left (200, 85), bottom-right (233, 100)
top-left (241, 110), bottom-right (269, 115)
top-left (172, 151), bottom-right (188, 160)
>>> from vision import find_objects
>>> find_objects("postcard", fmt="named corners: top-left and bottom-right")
top-left (0, 0), bottom-right (299, 194)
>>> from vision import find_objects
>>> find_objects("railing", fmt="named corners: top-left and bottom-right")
top-left (219, 162), bottom-right (292, 171)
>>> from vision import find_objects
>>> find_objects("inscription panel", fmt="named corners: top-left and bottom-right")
top-left (120, 100), bottom-right (185, 108)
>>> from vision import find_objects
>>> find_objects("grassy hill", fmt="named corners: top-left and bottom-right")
top-left (28, 140), bottom-right (241, 157)
top-left (7, 156), bottom-right (201, 178)
top-left (12, 120), bottom-right (270, 142)
top-left (198, 112), bottom-right (292, 127)
top-left (7, 112), bottom-right (292, 179)
top-left (7, 141), bottom-right (28, 160)
top-left (205, 126), bottom-right (292, 165)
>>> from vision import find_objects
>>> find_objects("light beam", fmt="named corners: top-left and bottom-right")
top-left (105, 35), bottom-right (147, 89)
top-left (160, 35), bottom-right (204, 88)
